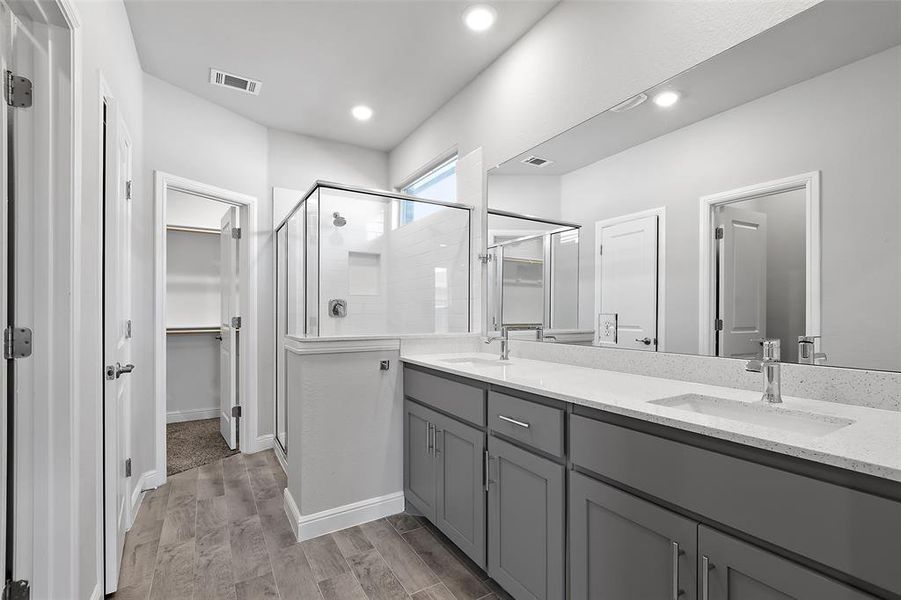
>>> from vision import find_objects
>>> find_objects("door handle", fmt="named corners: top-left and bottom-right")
top-left (105, 362), bottom-right (135, 380)
top-left (635, 337), bottom-right (653, 346)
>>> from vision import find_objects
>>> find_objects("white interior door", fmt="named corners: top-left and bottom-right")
top-left (716, 206), bottom-right (768, 358)
top-left (220, 206), bottom-right (240, 449)
top-left (103, 100), bottom-right (134, 593)
top-left (596, 216), bottom-right (658, 351)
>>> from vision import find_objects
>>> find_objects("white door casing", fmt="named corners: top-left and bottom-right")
top-left (220, 206), bottom-right (239, 449)
top-left (595, 214), bottom-right (660, 352)
top-left (698, 172), bottom-right (821, 356)
top-left (716, 206), bottom-right (767, 359)
top-left (102, 98), bottom-right (134, 594)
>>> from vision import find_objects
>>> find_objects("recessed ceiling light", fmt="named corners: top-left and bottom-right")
top-left (463, 4), bottom-right (497, 32)
top-left (652, 91), bottom-right (680, 108)
top-left (351, 105), bottom-right (373, 121)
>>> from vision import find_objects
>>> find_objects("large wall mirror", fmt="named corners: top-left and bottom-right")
top-left (485, 1), bottom-right (901, 371)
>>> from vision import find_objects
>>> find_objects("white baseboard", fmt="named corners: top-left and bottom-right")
top-left (284, 488), bottom-right (405, 542)
top-left (254, 433), bottom-right (275, 452)
top-left (89, 582), bottom-right (103, 600)
top-left (167, 407), bottom-right (219, 423)
top-left (144, 469), bottom-right (166, 489)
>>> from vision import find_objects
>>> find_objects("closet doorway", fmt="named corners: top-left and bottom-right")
top-left (154, 173), bottom-right (259, 478)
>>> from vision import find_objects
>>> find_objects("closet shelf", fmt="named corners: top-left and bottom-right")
top-left (167, 224), bottom-right (220, 235)
top-left (166, 327), bottom-right (220, 335)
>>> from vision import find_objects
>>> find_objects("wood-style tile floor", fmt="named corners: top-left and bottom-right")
top-left (111, 450), bottom-right (509, 600)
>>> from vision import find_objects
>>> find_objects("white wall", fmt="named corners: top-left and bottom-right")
top-left (269, 128), bottom-right (389, 226)
top-left (142, 73), bottom-right (269, 466)
top-left (486, 174), bottom-right (561, 220)
top-left (561, 46), bottom-right (901, 369)
top-left (389, 1), bottom-right (818, 185)
top-left (167, 188), bottom-right (230, 229)
top-left (76, 0), bottom-right (145, 597)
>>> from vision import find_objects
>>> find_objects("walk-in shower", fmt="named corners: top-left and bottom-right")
top-left (274, 182), bottom-right (472, 453)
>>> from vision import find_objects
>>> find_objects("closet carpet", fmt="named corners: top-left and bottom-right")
top-left (167, 418), bottom-right (238, 475)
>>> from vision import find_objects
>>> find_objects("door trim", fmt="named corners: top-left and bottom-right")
top-left (594, 207), bottom-right (666, 352)
top-left (152, 171), bottom-right (259, 486)
top-left (698, 171), bottom-right (821, 355)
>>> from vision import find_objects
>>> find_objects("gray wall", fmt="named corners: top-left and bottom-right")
top-left (561, 45), bottom-right (901, 370)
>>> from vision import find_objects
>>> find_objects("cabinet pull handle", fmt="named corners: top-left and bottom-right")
top-left (483, 450), bottom-right (489, 491)
top-left (671, 541), bottom-right (684, 599)
top-left (701, 555), bottom-right (712, 600)
top-left (498, 414), bottom-right (530, 429)
top-left (426, 422), bottom-right (433, 455)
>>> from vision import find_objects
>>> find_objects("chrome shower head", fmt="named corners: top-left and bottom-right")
top-left (332, 212), bottom-right (347, 227)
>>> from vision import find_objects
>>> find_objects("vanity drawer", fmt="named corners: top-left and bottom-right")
top-left (488, 390), bottom-right (564, 457)
top-left (403, 366), bottom-right (486, 426)
top-left (570, 413), bottom-right (901, 596)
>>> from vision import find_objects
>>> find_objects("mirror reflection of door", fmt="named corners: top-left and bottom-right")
top-left (595, 213), bottom-right (660, 351)
top-left (716, 206), bottom-right (768, 359)
top-left (712, 189), bottom-right (807, 362)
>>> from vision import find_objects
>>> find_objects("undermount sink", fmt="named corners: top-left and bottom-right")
top-left (649, 394), bottom-right (854, 437)
top-left (439, 356), bottom-right (510, 367)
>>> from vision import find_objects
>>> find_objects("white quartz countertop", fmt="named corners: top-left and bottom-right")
top-left (401, 352), bottom-right (901, 484)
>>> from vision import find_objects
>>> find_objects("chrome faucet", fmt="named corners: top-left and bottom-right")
top-left (745, 339), bottom-right (782, 403)
top-left (485, 323), bottom-right (544, 360)
top-left (798, 335), bottom-right (827, 365)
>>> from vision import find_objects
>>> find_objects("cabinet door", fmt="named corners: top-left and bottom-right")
top-left (488, 436), bottom-right (564, 600)
top-left (433, 412), bottom-right (487, 569)
top-left (699, 526), bottom-right (875, 600)
top-left (569, 472), bottom-right (697, 600)
top-left (404, 400), bottom-right (437, 521)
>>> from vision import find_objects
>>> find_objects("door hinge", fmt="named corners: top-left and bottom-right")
top-left (231, 227), bottom-right (242, 240)
top-left (124, 458), bottom-right (132, 478)
top-left (125, 319), bottom-right (133, 339)
top-left (4, 327), bottom-right (32, 359)
top-left (5, 71), bottom-right (32, 108)
top-left (714, 318), bottom-right (724, 331)
top-left (231, 316), bottom-right (241, 329)
top-left (232, 405), bottom-right (242, 418)
top-left (477, 253), bottom-right (491, 264)
top-left (125, 180), bottom-right (133, 200)
top-left (2, 579), bottom-right (30, 600)
top-left (598, 244), bottom-right (603, 256)
top-left (714, 226), bottom-right (724, 240)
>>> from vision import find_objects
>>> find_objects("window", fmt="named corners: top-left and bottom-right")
top-left (399, 155), bottom-right (457, 224)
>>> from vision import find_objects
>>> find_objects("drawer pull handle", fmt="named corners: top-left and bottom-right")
top-left (702, 556), bottom-right (712, 600)
top-left (671, 541), bottom-right (684, 599)
top-left (498, 414), bottom-right (530, 429)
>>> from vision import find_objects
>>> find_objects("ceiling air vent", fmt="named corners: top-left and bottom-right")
top-left (521, 155), bottom-right (553, 168)
top-left (209, 68), bottom-right (262, 95)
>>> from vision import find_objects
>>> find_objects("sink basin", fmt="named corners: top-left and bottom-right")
top-left (439, 356), bottom-right (509, 367)
top-left (649, 394), bottom-right (854, 437)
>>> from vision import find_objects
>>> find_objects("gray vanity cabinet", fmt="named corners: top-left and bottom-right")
top-left (432, 410), bottom-right (487, 568)
top-left (487, 436), bottom-right (565, 600)
top-left (569, 472), bottom-right (697, 600)
top-left (698, 526), bottom-right (874, 600)
top-left (404, 399), bottom-right (439, 521)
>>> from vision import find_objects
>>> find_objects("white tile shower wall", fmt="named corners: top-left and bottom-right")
top-left (318, 194), bottom-right (390, 336)
top-left (385, 209), bottom-right (469, 334)
top-left (510, 341), bottom-right (901, 412)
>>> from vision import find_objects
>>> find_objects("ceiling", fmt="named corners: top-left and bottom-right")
top-left (493, 0), bottom-right (901, 177)
top-left (125, 0), bottom-right (557, 151)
